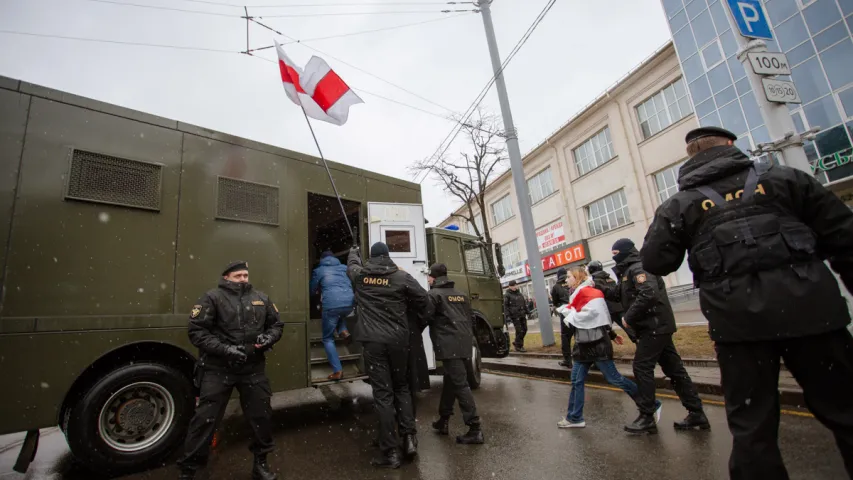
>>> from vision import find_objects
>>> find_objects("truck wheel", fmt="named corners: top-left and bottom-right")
top-left (63, 363), bottom-right (193, 476)
top-left (467, 341), bottom-right (482, 390)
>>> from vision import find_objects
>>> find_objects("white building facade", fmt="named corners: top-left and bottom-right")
top-left (439, 43), bottom-right (699, 298)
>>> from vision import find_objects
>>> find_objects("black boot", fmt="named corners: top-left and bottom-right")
top-left (456, 425), bottom-right (485, 444)
top-left (403, 434), bottom-right (418, 458)
top-left (674, 411), bottom-right (711, 431)
top-left (624, 414), bottom-right (658, 434)
top-left (432, 416), bottom-right (450, 435)
top-left (252, 454), bottom-right (278, 480)
top-left (371, 449), bottom-right (402, 469)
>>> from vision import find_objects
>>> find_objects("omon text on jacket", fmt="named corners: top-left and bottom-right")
top-left (347, 249), bottom-right (431, 347)
top-left (188, 278), bottom-right (284, 373)
top-left (640, 145), bottom-right (853, 342)
top-left (427, 276), bottom-right (474, 360)
top-left (310, 255), bottom-right (354, 310)
top-left (604, 250), bottom-right (677, 338)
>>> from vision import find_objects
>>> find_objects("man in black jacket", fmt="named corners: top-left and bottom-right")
top-left (426, 263), bottom-right (485, 445)
top-left (606, 239), bottom-right (708, 435)
top-left (348, 243), bottom-right (431, 468)
top-left (641, 126), bottom-right (853, 479)
top-left (504, 280), bottom-right (528, 352)
top-left (551, 268), bottom-right (573, 368)
top-left (588, 260), bottom-right (634, 342)
top-left (178, 261), bottom-right (283, 480)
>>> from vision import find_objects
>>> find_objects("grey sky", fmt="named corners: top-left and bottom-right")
top-left (0, 0), bottom-right (671, 225)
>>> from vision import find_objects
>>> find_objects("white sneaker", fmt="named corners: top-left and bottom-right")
top-left (654, 401), bottom-right (663, 424)
top-left (557, 419), bottom-right (586, 428)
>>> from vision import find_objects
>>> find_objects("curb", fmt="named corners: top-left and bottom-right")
top-left (482, 360), bottom-right (805, 408)
top-left (509, 352), bottom-right (719, 368)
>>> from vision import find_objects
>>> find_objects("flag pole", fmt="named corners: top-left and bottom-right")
top-left (299, 108), bottom-right (357, 246)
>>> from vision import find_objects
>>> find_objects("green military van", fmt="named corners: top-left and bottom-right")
top-left (0, 75), bottom-right (508, 475)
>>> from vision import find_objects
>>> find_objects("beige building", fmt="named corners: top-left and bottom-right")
top-left (438, 42), bottom-right (699, 297)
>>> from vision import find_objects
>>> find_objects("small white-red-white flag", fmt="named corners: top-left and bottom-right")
top-left (275, 40), bottom-right (363, 126)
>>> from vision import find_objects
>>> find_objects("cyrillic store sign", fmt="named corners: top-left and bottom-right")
top-left (811, 149), bottom-right (852, 173)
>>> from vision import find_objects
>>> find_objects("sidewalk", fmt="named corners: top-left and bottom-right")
top-left (482, 353), bottom-right (805, 408)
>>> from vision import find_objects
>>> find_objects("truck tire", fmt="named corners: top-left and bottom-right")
top-left (63, 362), bottom-right (194, 476)
top-left (466, 341), bottom-right (482, 390)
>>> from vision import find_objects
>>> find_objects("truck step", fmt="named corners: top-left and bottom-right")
top-left (311, 374), bottom-right (369, 387)
top-left (310, 353), bottom-right (361, 365)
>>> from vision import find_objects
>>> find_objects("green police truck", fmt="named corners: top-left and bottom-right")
top-left (0, 75), bottom-right (509, 475)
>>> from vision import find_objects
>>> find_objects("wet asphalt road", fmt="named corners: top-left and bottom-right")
top-left (1, 373), bottom-right (847, 480)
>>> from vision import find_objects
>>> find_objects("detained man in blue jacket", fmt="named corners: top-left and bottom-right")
top-left (310, 251), bottom-right (355, 381)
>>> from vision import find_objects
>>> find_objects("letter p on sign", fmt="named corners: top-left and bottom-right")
top-left (726, 0), bottom-right (774, 40)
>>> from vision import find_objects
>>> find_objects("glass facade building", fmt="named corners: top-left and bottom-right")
top-left (661, 0), bottom-right (853, 187)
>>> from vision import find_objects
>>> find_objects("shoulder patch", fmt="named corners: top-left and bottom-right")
top-left (252, 300), bottom-right (265, 306)
top-left (635, 273), bottom-right (647, 284)
top-left (622, 276), bottom-right (628, 282)
top-left (190, 305), bottom-right (202, 319)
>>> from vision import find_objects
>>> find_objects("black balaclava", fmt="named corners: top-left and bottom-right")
top-left (370, 242), bottom-right (390, 258)
top-left (611, 238), bottom-right (635, 264)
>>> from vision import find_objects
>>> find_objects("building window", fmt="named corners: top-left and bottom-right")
top-left (502, 239), bottom-right (521, 265)
top-left (466, 214), bottom-right (485, 236)
top-left (491, 194), bottom-right (514, 226)
top-left (572, 127), bottom-right (616, 176)
top-left (637, 78), bottom-right (694, 139)
top-left (527, 168), bottom-right (555, 204)
top-left (654, 161), bottom-right (686, 204)
top-left (585, 190), bottom-right (631, 236)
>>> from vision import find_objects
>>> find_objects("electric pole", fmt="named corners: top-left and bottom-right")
top-left (477, 0), bottom-right (556, 346)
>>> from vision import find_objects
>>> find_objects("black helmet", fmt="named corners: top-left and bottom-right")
top-left (587, 260), bottom-right (603, 274)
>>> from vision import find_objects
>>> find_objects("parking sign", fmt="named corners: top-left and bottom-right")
top-left (726, 0), bottom-right (774, 40)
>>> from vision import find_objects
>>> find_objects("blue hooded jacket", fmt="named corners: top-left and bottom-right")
top-left (310, 256), bottom-right (355, 310)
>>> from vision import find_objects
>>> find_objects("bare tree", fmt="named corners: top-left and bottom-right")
top-left (410, 109), bottom-right (507, 272)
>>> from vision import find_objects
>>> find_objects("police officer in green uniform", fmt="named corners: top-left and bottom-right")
top-left (641, 126), bottom-right (853, 479)
top-left (426, 263), bottom-right (485, 445)
top-left (347, 243), bottom-right (430, 468)
top-left (178, 261), bottom-right (283, 480)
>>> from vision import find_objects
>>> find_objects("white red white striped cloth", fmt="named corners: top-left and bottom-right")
top-left (274, 40), bottom-right (363, 126)
top-left (557, 279), bottom-right (612, 329)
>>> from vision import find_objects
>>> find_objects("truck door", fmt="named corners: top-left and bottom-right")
top-left (367, 202), bottom-right (435, 370)
top-left (462, 241), bottom-right (504, 328)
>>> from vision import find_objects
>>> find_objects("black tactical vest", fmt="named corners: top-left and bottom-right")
top-left (687, 164), bottom-right (820, 291)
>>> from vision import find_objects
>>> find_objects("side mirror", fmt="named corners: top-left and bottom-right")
top-left (494, 243), bottom-right (506, 277)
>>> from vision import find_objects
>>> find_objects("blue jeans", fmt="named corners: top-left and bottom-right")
top-left (566, 359), bottom-right (638, 423)
top-left (322, 306), bottom-right (352, 373)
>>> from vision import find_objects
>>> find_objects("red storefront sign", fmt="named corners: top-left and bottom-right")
top-left (523, 241), bottom-right (587, 276)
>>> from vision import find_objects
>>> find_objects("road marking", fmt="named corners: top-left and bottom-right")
top-left (483, 370), bottom-right (814, 418)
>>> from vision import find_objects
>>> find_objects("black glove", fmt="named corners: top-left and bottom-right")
top-left (256, 333), bottom-right (275, 351)
top-left (224, 345), bottom-right (247, 363)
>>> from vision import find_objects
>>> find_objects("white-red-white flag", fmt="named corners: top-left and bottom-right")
top-left (275, 40), bottom-right (363, 126)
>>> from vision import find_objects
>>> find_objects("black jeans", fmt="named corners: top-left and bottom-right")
top-left (363, 341), bottom-right (416, 453)
top-left (178, 370), bottom-right (273, 470)
top-left (559, 315), bottom-right (573, 362)
top-left (717, 330), bottom-right (853, 480)
top-left (633, 333), bottom-right (703, 416)
top-left (439, 358), bottom-right (480, 427)
top-left (511, 317), bottom-right (527, 349)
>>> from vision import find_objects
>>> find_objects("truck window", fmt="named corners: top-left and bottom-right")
top-left (464, 242), bottom-right (487, 275)
top-left (385, 229), bottom-right (412, 253)
top-left (440, 237), bottom-right (463, 272)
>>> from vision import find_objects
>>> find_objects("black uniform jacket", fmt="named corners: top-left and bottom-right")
top-left (427, 277), bottom-right (474, 360)
top-left (347, 249), bottom-right (431, 347)
top-left (551, 282), bottom-right (571, 308)
top-left (641, 146), bottom-right (853, 342)
top-left (503, 289), bottom-right (527, 320)
top-left (591, 270), bottom-right (625, 317)
top-left (605, 251), bottom-right (677, 338)
top-left (188, 279), bottom-right (284, 372)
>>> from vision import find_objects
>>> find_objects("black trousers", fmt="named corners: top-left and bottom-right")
top-left (511, 317), bottom-right (527, 348)
top-left (633, 333), bottom-right (703, 416)
top-left (717, 330), bottom-right (853, 480)
top-left (178, 370), bottom-right (273, 470)
top-left (439, 358), bottom-right (480, 427)
top-left (363, 341), bottom-right (416, 453)
top-left (559, 315), bottom-right (573, 362)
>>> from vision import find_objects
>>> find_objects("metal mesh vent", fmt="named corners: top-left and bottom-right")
top-left (66, 149), bottom-right (162, 210)
top-left (464, 243), bottom-right (486, 275)
top-left (216, 177), bottom-right (279, 226)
